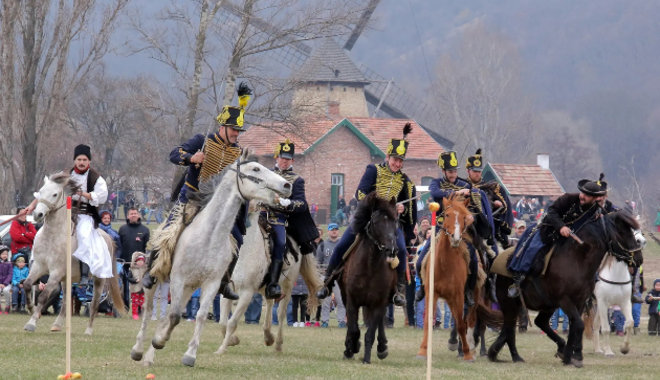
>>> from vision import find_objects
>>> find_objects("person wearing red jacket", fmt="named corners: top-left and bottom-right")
top-left (9, 207), bottom-right (37, 254)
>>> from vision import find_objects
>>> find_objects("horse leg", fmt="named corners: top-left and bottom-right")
top-left (217, 295), bottom-right (245, 355)
top-left (620, 300), bottom-right (633, 355)
top-left (595, 300), bottom-right (613, 356)
top-left (22, 264), bottom-right (52, 332)
top-left (448, 322), bottom-right (459, 351)
top-left (274, 293), bottom-right (291, 351)
top-left (262, 297), bottom-right (275, 347)
top-left (362, 307), bottom-right (383, 364)
top-left (534, 310), bottom-right (566, 358)
top-left (561, 303), bottom-right (584, 367)
top-left (50, 281), bottom-right (68, 332)
top-left (131, 286), bottom-right (156, 361)
top-left (477, 319), bottom-right (487, 357)
top-left (376, 311), bottom-right (389, 360)
top-left (451, 296), bottom-right (474, 362)
top-left (593, 302), bottom-right (603, 354)
top-left (182, 281), bottom-right (220, 367)
top-left (152, 281), bottom-right (191, 350)
top-left (344, 300), bottom-right (360, 359)
top-left (488, 277), bottom-right (522, 363)
top-left (83, 277), bottom-right (104, 335)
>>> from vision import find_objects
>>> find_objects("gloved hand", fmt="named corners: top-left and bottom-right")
top-left (279, 198), bottom-right (291, 207)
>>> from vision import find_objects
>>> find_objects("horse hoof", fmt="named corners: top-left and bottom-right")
top-left (24, 323), bottom-right (36, 332)
top-left (84, 327), bottom-right (93, 336)
top-left (605, 352), bottom-right (615, 357)
top-left (264, 334), bottom-right (275, 346)
top-left (361, 358), bottom-right (371, 364)
top-left (448, 341), bottom-right (459, 351)
top-left (151, 339), bottom-right (165, 350)
top-left (570, 359), bottom-right (583, 368)
top-left (275, 343), bottom-right (282, 352)
top-left (377, 349), bottom-right (388, 360)
top-left (620, 347), bottom-right (629, 355)
top-left (555, 351), bottom-right (564, 361)
top-left (343, 351), bottom-right (354, 360)
top-left (228, 336), bottom-right (240, 346)
top-left (181, 354), bottom-right (196, 367)
top-left (131, 350), bottom-right (143, 361)
top-left (50, 325), bottom-right (62, 332)
top-left (143, 360), bottom-right (153, 368)
top-left (415, 355), bottom-right (426, 360)
top-left (512, 356), bottom-right (525, 363)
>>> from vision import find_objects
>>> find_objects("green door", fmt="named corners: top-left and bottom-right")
top-left (330, 173), bottom-right (344, 219)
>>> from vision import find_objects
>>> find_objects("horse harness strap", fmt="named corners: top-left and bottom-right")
top-left (228, 159), bottom-right (265, 201)
top-left (597, 272), bottom-right (632, 286)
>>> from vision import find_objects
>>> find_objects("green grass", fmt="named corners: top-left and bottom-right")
top-left (1, 309), bottom-right (659, 380)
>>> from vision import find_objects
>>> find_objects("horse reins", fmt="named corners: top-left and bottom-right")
top-left (228, 158), bottom-right (266, 201)
top-left (364, 218), bottom-right (395, 256)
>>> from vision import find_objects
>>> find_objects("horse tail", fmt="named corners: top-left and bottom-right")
top-left (476, 299), bottom-right (503, 329)
top-left (300, 253), bottom-right (323, 320)
top-left (109, 246), bottom-right (127, 317)
top-left (582, 300), bottom-right (596, 340)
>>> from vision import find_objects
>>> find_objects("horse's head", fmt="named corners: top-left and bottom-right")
top-left (441, 193), bottom-right (474, 248)
top-left (32, 172), bottom-right (79, 223)
top-left (604, 210), bottom-right (643, 267)
top-left (233, 150), bottom-right (291, 206)
top-left (352, 193), bottom-right (398, 255)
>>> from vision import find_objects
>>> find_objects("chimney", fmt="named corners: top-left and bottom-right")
top-left (537, 153), bottom-right (550, 170)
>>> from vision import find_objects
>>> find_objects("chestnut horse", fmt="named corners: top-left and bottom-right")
top-left (416, 193), bottom-right (489, 361)
top-left (488, 209), bottom-right (641, 367)
top-left (339, 193), bottom-right (398, 364)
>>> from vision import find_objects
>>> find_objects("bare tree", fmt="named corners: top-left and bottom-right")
top-left (0, 0), bottom-right (129, 210)
top-left (130, 0), bottom-right (365, 141)
top-left (431, 20), bottom-right (534, 162)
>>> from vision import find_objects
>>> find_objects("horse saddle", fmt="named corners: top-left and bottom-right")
top-left (492, 245), bottom-right (555, 279)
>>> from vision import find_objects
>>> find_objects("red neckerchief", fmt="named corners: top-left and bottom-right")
top-left (74, 165), bottom-right (89, 175)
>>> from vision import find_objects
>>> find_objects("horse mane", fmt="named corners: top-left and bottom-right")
top-left (350, 192), bottom-right (397, 233)
top-left (605, 209), bottom-right (640, 240)
top-left (188, 154), bottom-right (259, 210)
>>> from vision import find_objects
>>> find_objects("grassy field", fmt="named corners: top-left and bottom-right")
top-left (1, 306), bottom-right (659, 380)
top-left (6, 230), bottom-right (656, 379)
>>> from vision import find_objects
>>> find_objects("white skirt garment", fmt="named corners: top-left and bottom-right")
top-left (72, 215), bottom-right (114, 279)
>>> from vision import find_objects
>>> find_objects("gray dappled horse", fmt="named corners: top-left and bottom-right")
top-left (216, 210), bottom-right (323, 355)
top-left (24, 172), bottom-right (125, 335)
top-left (131, 150), bottom-right (292, 367)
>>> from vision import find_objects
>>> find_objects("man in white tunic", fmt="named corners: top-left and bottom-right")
top-left (68, 144), bottom-right (113, 279)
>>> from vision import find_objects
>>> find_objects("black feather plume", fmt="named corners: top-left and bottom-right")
top-left (599, 173), bottom-right (605, 181)
top-left (403, 122), bottom-right (412, 138)
top-left (476, 148), bottom-right (482, 155)
top-left (237, 81), bottom-right (252, 96)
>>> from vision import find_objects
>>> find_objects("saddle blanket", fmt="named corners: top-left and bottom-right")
top-left (493, 245), bottom-right (555, 278)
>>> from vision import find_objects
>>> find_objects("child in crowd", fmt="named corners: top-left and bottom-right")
top-left (12, 256), bottom-right (29, 312)
top-left (646, 278), bottom-right (660, 335)
top-left (127, 252), bottom-right (148, 320)
top-left (186, 288), bottom-right (201, 322)
top-left (0, 246), bottom-right (13, 314)
top-left (290, 274), bottom-right (309, 327)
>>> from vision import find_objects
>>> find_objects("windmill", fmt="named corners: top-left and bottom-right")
top-left (217, 0), bottom-right (453, 148)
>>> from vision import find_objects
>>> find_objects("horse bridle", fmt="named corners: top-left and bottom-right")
top-left (35, 188), bottom-right (66, 216)
top-left (438, 205), bottom-right (470, 240)
top-left (364, 213), bottom-right (396, 256)
top-left (597, 213), bottom-right (640, 267)
top-left (228, 158), bottom-right (266, 201)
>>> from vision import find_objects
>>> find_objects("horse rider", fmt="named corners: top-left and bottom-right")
top-left (316, 123), bottom-right (417, 307)
top-left (465, 149), bottom-right (514, 249)
top-left (25, 144), bottom-right (114, 279)
top-left (141, 83), bottom-right (253, 300)
top-left (415, 150), bottom-right (495, 307)
top-left (261, 139), bottom-right (319, 299)
top-left (507, 174), bottom-right (607, 298)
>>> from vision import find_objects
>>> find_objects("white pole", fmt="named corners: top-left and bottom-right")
top-left (66, 196), bottom-right (72, 374)
top-left (426, 202), bottom-right (440, 380)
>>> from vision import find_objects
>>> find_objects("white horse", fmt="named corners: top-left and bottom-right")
top-left (593, 229), bottom-right (645, 356)
top-left (216, 210), bottom-right (323, 355)
top-left (130, 151), bottom-right (291, 367)
top-left (24, 172), bottom-right (125, 334)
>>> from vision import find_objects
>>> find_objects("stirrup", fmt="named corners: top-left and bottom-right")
top-left (265, 283), bottom-right (282, 299)
top-left (414, 287), bottom-right (425, 302)
top-left (316, 286), bottom-right (331, 299)
top-left (393, 292), bottom-right (406, 307)
top-left (142, 273), bottom-right (156, 289)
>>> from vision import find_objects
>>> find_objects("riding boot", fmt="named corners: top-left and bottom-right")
top-left (141, 250), bottom-right (159, 289)
top-left (507, 272), bottom-right (525, 298)
top-left (265, 259), bottom-right (284, 299)
top-left (316, 266), bottom-right (335, 300)
top-left (218, 255), bottom-right (239, 300)
top-left (392, 272), bottom-right (407, 307)
top-left (415, 277), bottom-right (426, 302)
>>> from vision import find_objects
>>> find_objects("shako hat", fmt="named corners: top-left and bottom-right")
top-left (216, 82), bottom-right (252, 131)
top-left (466, 148), bottom-right (483, 171)
top-left (438, 151), bottom-right (459, 170)
top-left (274, 138), bottom-right (295, 159)
top-left (386, 123), bottom-right (412, 159)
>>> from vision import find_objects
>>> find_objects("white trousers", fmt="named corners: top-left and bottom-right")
top-left (73, 215), bottom-right (113, 278)
top-left (151, 281), bottom-right (170, 319)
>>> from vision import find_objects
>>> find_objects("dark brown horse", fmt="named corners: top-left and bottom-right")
top-left (488, 210), bottom-right (641, 367)
top-left (339, 193), bottom-right (398, 364)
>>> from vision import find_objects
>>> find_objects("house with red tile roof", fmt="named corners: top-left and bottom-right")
top-left (240, 117), bottom-right (445, 223)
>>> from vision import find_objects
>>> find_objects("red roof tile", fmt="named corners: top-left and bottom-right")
top-left (488, 163), bottom-right (564, 197)
top-left (239, 117), bottom-right (444, 160)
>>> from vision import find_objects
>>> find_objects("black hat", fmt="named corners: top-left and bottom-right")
top-left (74, 144), bottom-right (92, 160)
top-left (386, 123), bottom-right (412, 159)
top-left (578, 173), bottom-right (607, 196)
top-left (274, 139), bottom-right (295, 159)
top-left (438, 151), bottom-right (459, 170)
top-left (216, 82), bottom-right (252, 131)
top-left (466, 148), bottom-right (483, 171)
